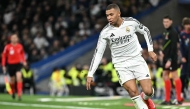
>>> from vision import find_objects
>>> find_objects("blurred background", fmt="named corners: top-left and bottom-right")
top-left (0, 0), bottom-right (190, 100)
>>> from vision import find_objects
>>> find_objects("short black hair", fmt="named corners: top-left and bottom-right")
top-left (106, 4), bottom-right (120, 11)
top-left (163, 15), bottom-right (172, 20)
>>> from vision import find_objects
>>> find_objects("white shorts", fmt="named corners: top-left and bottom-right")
top-left (114, 56), bottom-right (151, 86)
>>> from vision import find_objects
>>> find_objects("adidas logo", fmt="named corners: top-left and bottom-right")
top-left (110, 33), bottom-right (115, 37)
top-left (146, 74), bottom-right (149, 77)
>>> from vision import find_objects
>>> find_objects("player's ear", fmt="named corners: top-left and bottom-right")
top-left (118, 11), bottom-right (121, 17)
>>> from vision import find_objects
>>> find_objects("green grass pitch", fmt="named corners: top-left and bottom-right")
top-left (0, 94), bottom-right (190, 109)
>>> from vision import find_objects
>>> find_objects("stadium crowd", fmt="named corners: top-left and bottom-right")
top-left (1, 0), bottom-right (185, 99)
top-left (0, 0), bottom-right (160, 64)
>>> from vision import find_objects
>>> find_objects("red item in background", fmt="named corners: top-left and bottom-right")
top-left (17, 82), bottom-right (23, 97)
top-left (175, 79), bottom-right (182, 101)
top-left (2, 43), bottom-right (26, 66)
top-left (164, 79), bottom-right (171, 102)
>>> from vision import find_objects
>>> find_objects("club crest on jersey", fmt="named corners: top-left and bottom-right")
top-left (10, 49), bottom-right (14, 55)
top-left (126, 27), bottom-right (130, 32)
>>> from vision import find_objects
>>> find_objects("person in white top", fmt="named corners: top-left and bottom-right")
top-left (86, 4), bottom-right (157, 109)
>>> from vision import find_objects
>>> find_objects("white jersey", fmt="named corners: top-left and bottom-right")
top-left (88, 17), bottom-right (153, 77)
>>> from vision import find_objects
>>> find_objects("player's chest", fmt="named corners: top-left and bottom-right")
top-left (107, 26), bottom-right (135, 44)
top-left (182, 34), bottom-right (190, 46)
top-left (8, 46), bottom-right (21, 55)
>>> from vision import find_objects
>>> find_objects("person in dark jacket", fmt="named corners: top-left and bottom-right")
top-left (180, 17), bottom-right (190, 99)
top-left (160, 15), bottom-right (183, 105)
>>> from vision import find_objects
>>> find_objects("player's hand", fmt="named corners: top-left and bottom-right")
top-left (86, 77), bottom-right (93, 90)
top-left (149, 51), bottom-right (157, 62)
top-left (165, 60), bottom-right (171, 68)
top-left (159, 51), bottom-right (164, 57)
top-left (2, 66), bottom-right (6, 74)
top-left (181, 57), bottom-right (187, 63)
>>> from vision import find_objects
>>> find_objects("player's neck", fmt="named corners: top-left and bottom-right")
top-left (113, 17), bottom-right (123, 27)
top-left (11, 42), bottom-right (17, 46)
top-left (184, 29), bottom-right (190, 34)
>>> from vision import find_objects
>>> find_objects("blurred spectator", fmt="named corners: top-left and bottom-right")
top-left (62, 35), bottom-right (70, 48)
top-left (45, 22), bottom-right (54, 39)
top-left (21, 63), bottom-right (36, 95)
top-left (78, 65), bottom-right (89, 85)
top-left (49, 67), bottom-right (69, 96)
top-left (29, 49), bottom-right (40, 63)
top-left (149, 0), bottom-right (160, 6)
top-left (0, 0), bottom-right (157, 65)
top-left (68, 64), bottom-right (82, 86)
top-left (40, 49), bottom-right (48, 59)
top-left (33, 32), bottom-right (49, 50)
top-left (71, 31), bottom-right (82, 43)
top-left (3, 9), bottom-right (13, 25)
top-left (179, 17), bottom-right (190, 99)
top-left (49, 40), bottom-right (63, 55)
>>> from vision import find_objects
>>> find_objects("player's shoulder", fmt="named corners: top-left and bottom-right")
top-left (123, 17), bottom-right (139, 23)
top-left (5, 44), bottom-right (11, 48)
top-left (17, 43), bottom-right (24, 47)
top-left (180, 31), bottom-right (188, 39)
top-left (122, 17), bottom-right (141, 27)
top-left (180, 31), bottom-right (186, 35)
top-left (100, 23), bottom-right (111, 35)
top-left (123, 17), bottom-right (135, 21)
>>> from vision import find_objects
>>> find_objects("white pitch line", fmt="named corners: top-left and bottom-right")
top-left (38, 96), bottom-right (123, 102)
top-left (0, 102), bottom-right (104, 109)
top-left (77, 102), bottom-right (121, 106)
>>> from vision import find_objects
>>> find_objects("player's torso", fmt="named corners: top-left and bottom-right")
top-left (104, 22), bottom-right (142, 62)
top-left (7, 44), bottom-right (22, 56)
top-left (163, 31), bottom-right (170, 41)
top-left (163, 30), bottom-right (173, 50)
top-left (181, 32), bottom-right (190, 47)
top-left (106, 22), bottom-right (137, 46)
top-left (162, 29), bottom-right (177, 58)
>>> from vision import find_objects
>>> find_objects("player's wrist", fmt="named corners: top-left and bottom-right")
top-left (147, 45), bottom-right (153, 51)
top-left (87, 73), bottom-right (93, 77)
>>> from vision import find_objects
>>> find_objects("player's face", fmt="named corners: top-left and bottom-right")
top-left (184, 24), bottom-right (190, 31)
top-left (163, 19), bottom-right (172, 29)
top-left (11, 34), bottom-right (19, 44)
top-left (106, 8), bottom-right (120, 25)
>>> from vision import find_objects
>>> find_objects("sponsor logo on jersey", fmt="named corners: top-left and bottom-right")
top-left (111, 34), bottom-right (132, 45)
